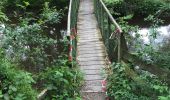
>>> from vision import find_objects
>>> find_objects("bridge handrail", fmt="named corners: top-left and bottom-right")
top-left (94, 0), bottom-right (124, 62)
top-left (67, 0), bottom-right (80, 62)
top-left (67, 0), bottom-right (72, 37)
top-left (99, 0), bottom-right (122, 33)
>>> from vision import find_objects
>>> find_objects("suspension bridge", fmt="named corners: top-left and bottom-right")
top-left (67, 0), bottom-right (170, 100)
top-left (67, 0), bottom-right (125, 99)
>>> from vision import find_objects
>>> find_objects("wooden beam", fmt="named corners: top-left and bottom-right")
top-left (67, 0), bottom-right (73, 37)
top-left (37, 89), bottom-right (48, 100)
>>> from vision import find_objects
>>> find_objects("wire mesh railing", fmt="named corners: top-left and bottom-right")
top-left (94, 0), bottom-right (127, 62)
top-left (67, 0), bottom-right (80, 63)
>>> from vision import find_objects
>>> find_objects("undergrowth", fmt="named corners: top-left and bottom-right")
top-left (104, 0), bottom-right (170, 17)
top-left (0, 49), bottom-right (37, 100)
top-left (0, 0), bottom-right (83, 99)
top-left (107, 62), bottom-right (170, 100)
top-left (39, 59), bottom-right (84, 100)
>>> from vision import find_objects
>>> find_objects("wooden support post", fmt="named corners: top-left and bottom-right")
top-left (37, 89), bottom-right (48, 100)
top-left (118, 33), bottom-right (121, 63)
top-left (107, 17), bottom-right (111, 55)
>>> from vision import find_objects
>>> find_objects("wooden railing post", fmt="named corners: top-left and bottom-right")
top-left (118, 33), bottom-right (121, 63)
top-left (107, 17), bottom-right (111, 50)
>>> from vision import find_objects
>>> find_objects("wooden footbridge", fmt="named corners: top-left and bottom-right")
top-left (67, 0), bottom-right (170, 100)
top-left (67, 0), bottom-right (125, 99)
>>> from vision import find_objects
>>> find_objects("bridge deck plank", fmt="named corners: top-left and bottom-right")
top-left (77, 0), bottom-right (106, 99)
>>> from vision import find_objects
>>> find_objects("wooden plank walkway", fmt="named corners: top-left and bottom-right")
top-left (77, 0), bottom-right (106, 99)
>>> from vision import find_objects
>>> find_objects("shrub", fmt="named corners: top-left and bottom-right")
top-left (1, 4), bottom-right (62, 72)
top-left (104, 0), bottom-right (170, 17)
top-left (107, 62), bottom-right (170, 100)
top-left (40, 59), bottom-right (83, 100)
top-left (0, 49), bottom-right (37, 100)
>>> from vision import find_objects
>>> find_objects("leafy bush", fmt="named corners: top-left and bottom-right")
top-left (0, 11), bottom-right (8, 22)
top-left (149, 40), bottom-right (170, 70)
top-left (2, 22), bottom-right (58, 72)
top-left (104, 0), bottom-right (170, 17)
top-left (107, 62), bottom-right (170, 100)
top-left (2, 0), bottom-right (68, 10)
top-left (0, 0), bottom-right (83, 99)
top-left (40, 59), bottom-right (83, 100)
top-left (0, 49), bottom-right (37, 100)
top-left (0, 0), bottom-right (8, 22)
top-left (1, 3), bottom-right (63, 72)
top-left (40, 2), bottom-right (62, 24)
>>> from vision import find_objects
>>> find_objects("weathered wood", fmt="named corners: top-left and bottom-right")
top-left (78, 44), bottom-right (104, 48)
top-left (84, 80), bottom-right (103, 86)
top-left (66, 0), bottom-right (72, 36)
top-left (82, 86), bottom-right (103, 92)
top-left (85, 75), bottom-right (103, 81)
top-left (78, 53), bottom-right (105, 58)
top-left (77, 0), bottom-right (106, 99)
top-left (78, 41), bottom-right (103, 45)
top-left (80, 65), bottom-right (104, 70)
top-left (78, 50), bottom-right (105, 55)
top-left (78, 56), bottom-right (105, 62)
top-left (37, 89), bottom-right (48, 100)
top-left (83, 69), bottom-right (101, 75)
top-left (79, 61), bottom-right (105, 66)
top-left (78, 47), bottom-right (104, 51)
top-left (81, 92), bottom-right (106, 100)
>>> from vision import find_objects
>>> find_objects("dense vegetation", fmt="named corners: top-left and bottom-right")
top-left (104, 0), bottom-right (170, 100)
top-left (107, 62), bottom-right (170, 100)
top-left (1, 0), bottom-right (170, 100)
top-left (0, 49), bottom-right (37, 100)
top-left (0, 0), bottom-right (83, 99)
top-left (104, 0), bottom-right (170, 17)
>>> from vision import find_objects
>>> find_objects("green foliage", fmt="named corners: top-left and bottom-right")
top-left (1, 3), bottom-right (62, 72)
top-left (104, 0), bottom-right (170, 17)
top-left (0, 49), bottom-right (37, 100)
top-left (158, 95), bottom-right (170, 100)
top-left (2, 21), bottom-right (58, 71)
top-left (2, 0), bottom-right (68, 10)
top-left (133, 14), bottom-right (170, 69)
top-left (0, 0), bottom-right (68, 24)
top-left (0, 11), bottom-right (8, 22)
top-left (104, 0), bottom-right (170, 99)
top-left (40, 2), bottom-right (62, 24)
top-left (144, 14), bottom-right (164, 38)
top-left (0, 0), bottom-right (8, 22)
top-left (0, 0), bottom-right (83, 99)
top-left (39, 59), bottom-right (83, 100)
top-left (150, 41), bottom-right (170, 70)
top-left (107, 62), bottom-right (170, 100)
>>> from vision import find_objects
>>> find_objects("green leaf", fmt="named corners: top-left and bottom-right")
top-left (9, 85), bottom-right (17, 92)
top-left (23, 1), bottom-right (30, 7)
top-left (0, 90), bottom-right (3, 98)
top-left (158, 96), bottom-right (170, 100)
